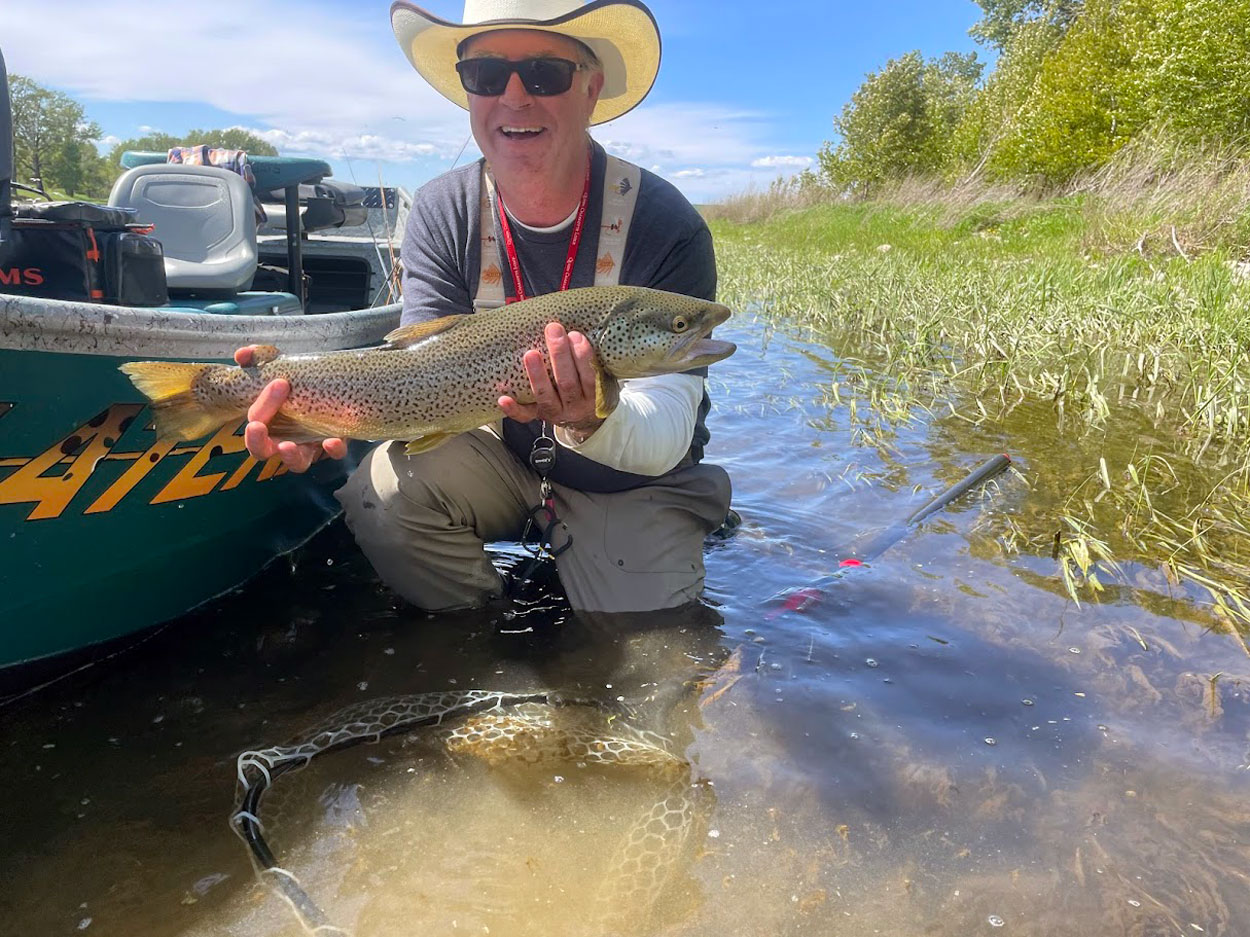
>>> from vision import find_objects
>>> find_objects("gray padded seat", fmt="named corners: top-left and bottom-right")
top-left (109, 164), bottom-right (256, 293)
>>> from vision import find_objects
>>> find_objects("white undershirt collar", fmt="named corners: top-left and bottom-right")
top-left (502, 202), bottom-right (578, 234)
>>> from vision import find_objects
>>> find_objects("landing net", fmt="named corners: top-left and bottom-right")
top-left (231, 689), bottom-right (705, 935)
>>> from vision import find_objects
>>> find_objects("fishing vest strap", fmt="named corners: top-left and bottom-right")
top-left (473, 154), bottom-right (641, 310)
top-left (594, 156), bottom-right (640, 289)
top-left (475, 166), bottom-right (506, 311)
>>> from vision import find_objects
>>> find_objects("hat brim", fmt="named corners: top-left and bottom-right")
top-left (390, 0), bottom-right (660, 125)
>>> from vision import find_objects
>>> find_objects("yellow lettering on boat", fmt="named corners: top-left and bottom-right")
top-left (150, 421), bottom-right (247, 504)
top-left (221, 452), bottom-right (284, 491)
top-left (84, 439), bottom-right (178, 514)
top-left (0, 405), bottom-right (143, 520)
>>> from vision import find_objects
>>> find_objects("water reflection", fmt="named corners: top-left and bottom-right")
top-left (3, 310), bottom-right (1250, 936)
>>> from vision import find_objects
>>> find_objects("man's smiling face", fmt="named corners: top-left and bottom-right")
top-left (462, 29), bottom-right (603, 184)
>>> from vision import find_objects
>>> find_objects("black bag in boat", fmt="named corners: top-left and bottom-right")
top-left (0, 219), bottom-right (97, 301)
top-left (97, 230), bottom-right (168, 306)
top-left (0, 200), bottom-right (168, 306)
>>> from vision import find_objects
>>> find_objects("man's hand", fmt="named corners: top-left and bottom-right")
top-left (235, 346), bottom-right (347, 474)
top-left (498, 322), bottom-right (604, 438)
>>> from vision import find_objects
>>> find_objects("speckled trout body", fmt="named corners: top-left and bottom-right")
top-left (120, 286), bottom-right (735, 453)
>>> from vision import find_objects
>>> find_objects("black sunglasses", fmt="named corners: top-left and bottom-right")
top-left (455, 56), bottom-right (584, 97)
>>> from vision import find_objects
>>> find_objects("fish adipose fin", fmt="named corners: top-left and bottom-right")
top-left (119, 361), bottom-right (242, 442)
top-left (245, 344), bottom-right (281, 366)
top-left (404, 432), bottom-right (457, 456)
top-left (384, 315), bottom-right (468, 348)
top-left (594, 366), bottom-right (620, 420)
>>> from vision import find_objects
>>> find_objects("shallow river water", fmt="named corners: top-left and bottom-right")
top-left (3, 309), bottom-right (1250, 937)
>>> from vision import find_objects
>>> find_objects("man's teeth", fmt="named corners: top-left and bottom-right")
top-left (501, 126), bottom-right (543, 136)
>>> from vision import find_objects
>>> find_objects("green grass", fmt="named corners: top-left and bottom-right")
top-left (711, 192), bottom-right (1250, 638)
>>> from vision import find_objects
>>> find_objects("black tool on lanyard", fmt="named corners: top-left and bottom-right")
top-left (522, 424), bottom-right (573, 560)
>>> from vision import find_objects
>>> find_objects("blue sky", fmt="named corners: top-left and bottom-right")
top-left (6, 0), bottom-right (988, 202)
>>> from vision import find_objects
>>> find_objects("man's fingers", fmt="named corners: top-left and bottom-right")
top-left (243, 420), bottom-right (279, 461)
top-left (233, 345), bottom-right (255, 367)
top-left (499, 395), bottom-right (539, 424)
top-left (546, 322), bottom-right (583, 402)
top-left (323, 438), bottom-right (349, 461)
top-left (523, 348), bottom-right (560, 417)
top-left (567, 331), bottom-right (597, 394)
top-left (246, 379), bottom-right (290, 423)
top-left (276, 440), bottom-right (315, 473)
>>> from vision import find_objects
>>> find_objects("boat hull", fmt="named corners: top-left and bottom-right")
top-left (0, 294), bottom-right (402, 669)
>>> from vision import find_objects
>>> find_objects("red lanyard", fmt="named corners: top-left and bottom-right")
top-left (495, 156), bottom-right (591, 303)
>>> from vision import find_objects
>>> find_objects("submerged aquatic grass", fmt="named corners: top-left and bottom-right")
top-left (711, 190), bottom-right (1250, 637)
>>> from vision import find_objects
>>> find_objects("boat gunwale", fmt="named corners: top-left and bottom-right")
top-left (0, 294), bottom-right (403, 358)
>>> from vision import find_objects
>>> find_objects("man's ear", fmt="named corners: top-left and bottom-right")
top-left (586, 68), bottom-right (605, 108)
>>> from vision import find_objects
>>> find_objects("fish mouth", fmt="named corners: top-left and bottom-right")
top-left (672, 337), bottom-right (737, 369)
top-left (667, 304), bottom-right (736, 368)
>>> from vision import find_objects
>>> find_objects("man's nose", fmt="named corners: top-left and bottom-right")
top-left (499, 69), bottom-right (533, 107)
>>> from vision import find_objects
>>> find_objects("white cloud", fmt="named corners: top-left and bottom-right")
top-left (9, 0), bottom-right (821, 201)
top-left (751, 155), bottom-right (814, 168)
top-left (5, 0), bottom-right (468, 150)
top-left (250, 128), bottom-right (446, 163)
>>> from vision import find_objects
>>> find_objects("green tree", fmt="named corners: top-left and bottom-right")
top-left (970, 0), bottom-right (1083, 51)
top-left (819, 51), bottom-right (982, 195)
top-left (105, 127), bottom-right (278, 172)
top-left (10, 75), bottom-right (108, 196)
top-left (992, 0), bottom-right (1153, 184)
top-left (1138, 0), bottom-right (1250, 145)
top-left (948, 20), bottom-right (1062, 182)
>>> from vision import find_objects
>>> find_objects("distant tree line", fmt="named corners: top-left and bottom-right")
top-left (8, 75), bottom-right (277, 199)
top-left (815, 0), bottom-right (1250, 194)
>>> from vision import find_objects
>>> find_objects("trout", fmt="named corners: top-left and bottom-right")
top-left (120, 285), bottom-right (735, 454)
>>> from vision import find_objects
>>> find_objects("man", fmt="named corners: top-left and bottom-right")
top-left (240, 0), bottom-right (731, 614)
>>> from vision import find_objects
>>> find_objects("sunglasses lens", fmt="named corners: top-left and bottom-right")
top-left (456, 58), bottom-right (577, 97)
top-left (518, 58), bottom-right (576, 95)
top-left (457, 59), bottom-right (512, 96)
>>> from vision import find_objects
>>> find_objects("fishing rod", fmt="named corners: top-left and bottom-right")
top-left (772, 453), bottom-right (1013, 616)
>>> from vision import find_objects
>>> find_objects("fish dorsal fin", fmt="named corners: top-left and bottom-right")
top-left (384, 315), bottom-right (468, 348)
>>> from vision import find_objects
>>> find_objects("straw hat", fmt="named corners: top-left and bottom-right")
top-left (390, 0), bottom-right (661, 125)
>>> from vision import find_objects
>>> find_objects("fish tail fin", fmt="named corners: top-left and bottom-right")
top-left (120, 361), bottom-right (245, 441)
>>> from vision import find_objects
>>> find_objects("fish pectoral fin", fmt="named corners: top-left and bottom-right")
top-left (266, 411), bottom-right (327, 444)
top-left (404, 432), bottom-right (457, 456)
top-left (384, 315), bottom-right (468, 348)
top-left (594, 368), bottom-right (620, 420)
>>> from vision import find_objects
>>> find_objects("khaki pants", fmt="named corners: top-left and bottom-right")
top-left (335, 430), bottom-right (732, 613)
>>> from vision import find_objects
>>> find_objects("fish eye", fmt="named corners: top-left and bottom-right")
top-left (672, 316), bottom-right (690, 333)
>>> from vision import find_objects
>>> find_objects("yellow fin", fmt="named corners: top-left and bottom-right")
top-left (119, 360), bottom-right (242, 441)
top-left (266, 411), bottom-right (328, 444)
top-left (594, 366), bottom-right (620, 420)
top-left (404, 432), bottom-right (457, 456)
top-left (384, 315), bottom-right (467, 348)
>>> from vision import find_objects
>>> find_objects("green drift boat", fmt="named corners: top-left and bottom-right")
top-left (0, 49), bottom-right (403, 670)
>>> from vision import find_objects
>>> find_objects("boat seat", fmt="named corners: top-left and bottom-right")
top-left (108, 164), bottom-right (257, 294)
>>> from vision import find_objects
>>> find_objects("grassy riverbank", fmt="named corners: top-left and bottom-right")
top-left (709, 178), bottom-right (1250, 638)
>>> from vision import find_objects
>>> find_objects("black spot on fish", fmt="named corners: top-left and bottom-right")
top-left (63, 473), bottom-right (73, 481)
top-left (209, 446), bottom-right (224, 459)
top-left (103, 437), bottom-right (116, 448)
top-left (88, 411), bottom-right (109, 428)
top-left (149, 452), bottom-right (161, 463)
top-left (60, 435), bottom-right (82, 455)
top-left (362, 499), bottom-right (376, 510)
